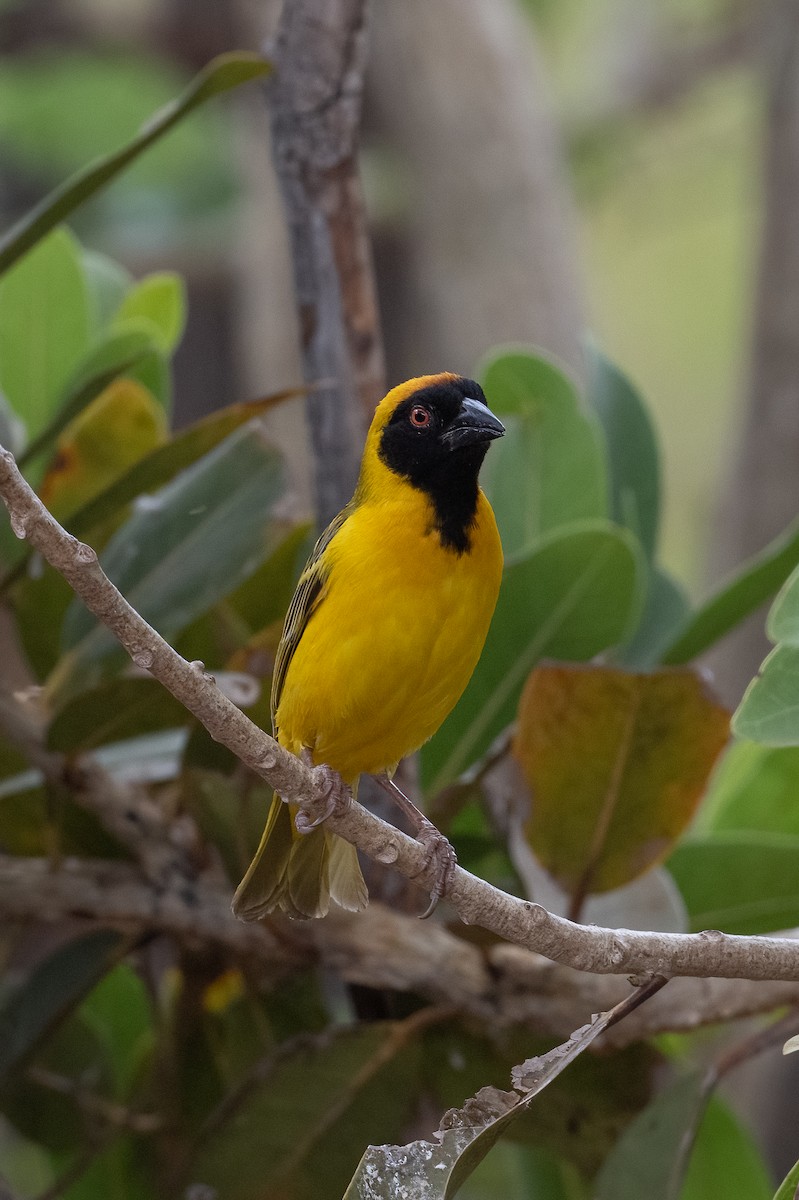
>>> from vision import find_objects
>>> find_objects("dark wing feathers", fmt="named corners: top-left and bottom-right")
top-left (270, 502), bottom-right (353, 733)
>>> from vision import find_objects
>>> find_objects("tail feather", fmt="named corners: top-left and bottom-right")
top-left (232, 791), bottom-right (368, 921)
top-left (287, 823), bottom-right (331, 918)
top-left (231, 794), bottom-right (293, 920)
top-left (327, 835), bottom-right (368, 913)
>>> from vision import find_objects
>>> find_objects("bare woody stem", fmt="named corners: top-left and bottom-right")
top-left (2, 442), bottom-right (799, 984)
top-left (267, 0), bottom-right (385, 526)
top-left (2, 855), bottom-right (798, 1046)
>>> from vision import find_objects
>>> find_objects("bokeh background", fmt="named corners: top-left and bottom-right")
top-left (1, 0), bottom-right (796, 1190)
top-left (0, 0), bottom-right (774, 652)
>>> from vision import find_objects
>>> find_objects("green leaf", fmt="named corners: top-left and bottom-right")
top-left (1, 335), bottom-right (162, 585)
top-left (662, 516), bottom-right (799, 664)
top-left (82, 248), bottom-right (133, 333)
top-left (618, 566), bottom-right (692, 668)
top-left (79, 964), bottom-right (153, 1098)
top-left (174, 523), bottom-right (310, 683)
top-left (733, 645), bottom-right (799, 745)
top-left (667, 832), bottom-right (799, 934)
top-left (729, 560), bottom-right (799, 747)
top-left (773, 1159), bottom-right (799, 1200)
top-left (55, 1138), bottom-right (156, 1200)
top-left (0, 50), bottom-right (227, 190)
top-left (0, 727), bottom-right (27, 783)
top-left (421, 521), bottom-right (644, 794)
top-left (594, 1071), bottom-right (706, 1200)
top-left (50, 426), bottom-right (287, 701)
top-left (0, 228), bottom-right (91, 436)
top-left (480, 348), bottom-right (608, 558)
top-left (694, 739), bottom-right (799, 837)
top-left (220, 518), bottom-right (313, 634)
top-left (680, 1096), bottom-right (771, 1200)
top-left (462, 1144), bottom-right (586, 1200)
top-left (16, 325), bottom-right (161, 473)
top-left (38, 379), bottom-right (166, 528)
top-left (767, 560), bottom-right (799, 645)
top-left (0, 52), bottom-right (272, 276)
top-left (515, 664), bottom-right (729, 898)
top-left (0, 930), bottom-right (125, 1081)
top-left (2, 390), bottom-right (297, 594)
top-left (595, 1075), bottom-right (770, 1200)
top-left (182, 771), bottom-right (269, 883)
top-left (587, 342), bottom-right (660, 560)
top-left (47, 677), bottom-right (187, 753)
top-left (114, 271), bottom-right (186, 354)
top-left (0, 782), bottom-right (50, 854)
top-left (126, 344), bottom-right (171, 411)
top-left (11, 566), bottom-right (74, 678)
top-left (0, 1122), bottom-right (55, 1197)
top-left (3, 1011), bottom-right (111, 1154)
top-left (190, 1020), bottom-right (422, 1200)
top-left (62, 388), bottom-right (301, 543)
top-left (423, 1025), bottom-right (654, 1179)
top-left (346, 1006), bottom-right (624, 1200)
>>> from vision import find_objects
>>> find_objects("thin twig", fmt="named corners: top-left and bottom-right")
top-left (713, 1005), bottom-right (799, 1085)
top-left (670, 1005), bottom-right (799, 1189)
top-left (602, 973), bottom-right (669, 1031)
top-left (27, 1065), bottom-right (164, 1134)
top-left (0, 683), bottom-right (191, 881)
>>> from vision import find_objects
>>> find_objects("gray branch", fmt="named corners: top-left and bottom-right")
top-left (3, 444), bottom-right (799, 985)
top-left (267, 0), bottom-right (385, 525)
top-left (2, 854), bottom-right (798, 1044)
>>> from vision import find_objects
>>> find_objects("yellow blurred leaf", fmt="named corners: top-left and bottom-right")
top-left (513, 664), bottom-right (729, 906)
top-left (203, 968), bottom-right (246, 1015)
top-left (39, 376), bottom-right (166, 521)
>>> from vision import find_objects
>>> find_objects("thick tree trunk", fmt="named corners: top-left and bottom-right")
top-left (241, 0), bottom-right (585, 517)
top-left (266, 0), bottom-right (385, 527)
top-left (709, 0), bottom-right (799, 703)
top-left (368, 0), bottom-right (585, 383)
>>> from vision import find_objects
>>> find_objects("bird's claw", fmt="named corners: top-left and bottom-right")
top-left (294, 761), bottom-right (352, 833)
top-left (411, 817), bottom-right (457, 918)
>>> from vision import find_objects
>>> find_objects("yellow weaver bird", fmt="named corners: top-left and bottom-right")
top-left (233, 373), bottom-right (504, 920)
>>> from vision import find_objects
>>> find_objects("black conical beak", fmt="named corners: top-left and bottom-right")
top-left (442, 396), bottom-right (505, 450)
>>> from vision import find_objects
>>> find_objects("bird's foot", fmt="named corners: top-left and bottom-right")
top-left (412, 816), bottom-right (458, 919)
top-left (294, 757), bottom-right (352, 833)
top-left (373, 775), bottom-right (457, 916)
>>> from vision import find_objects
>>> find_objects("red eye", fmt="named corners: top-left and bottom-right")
top-left (409, 405), bottom-right (431, 428)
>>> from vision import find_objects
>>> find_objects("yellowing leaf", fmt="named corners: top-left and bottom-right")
top-left (38, 376), bottom-right (166, 521)
top-left (513, 664), bottom-right (729, 904)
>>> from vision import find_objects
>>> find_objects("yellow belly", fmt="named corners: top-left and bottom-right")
top-left (275, 490), bottom-right (503, 781)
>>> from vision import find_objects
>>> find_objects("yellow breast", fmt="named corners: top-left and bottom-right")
top-left (275, 486), bottom-right (503, 781)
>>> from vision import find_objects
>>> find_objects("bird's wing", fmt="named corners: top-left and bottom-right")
top-left (270, 501), bottom-right (354, 732)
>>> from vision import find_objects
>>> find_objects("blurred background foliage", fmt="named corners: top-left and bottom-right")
top-left (0, 0), bottom-right (763, 586)
top-left (1, 0), bottom-right (799, 1198)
